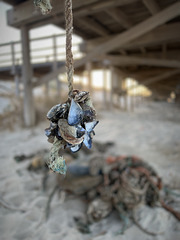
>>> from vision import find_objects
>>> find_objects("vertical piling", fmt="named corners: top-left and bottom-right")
top-left (21, 26), bottom-right (35, 127)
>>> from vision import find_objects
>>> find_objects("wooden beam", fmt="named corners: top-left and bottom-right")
top-left (33, 2), bottom-right (180, 87)
top-left (131, 50), bottom-right (180, 61)
top-left (76, 16), bottom-right (109, 36)
top-left (81, 22), bottom-right (180, 52)
top-left (7, 0), bottom-right (98, 27)
top-left (7, 0), bottom-right (138, 28)
top-left (142, 0), bottom-right (160, 15)
top-left (21, 26), bottom-right (35, 127)
top-left (72, 0), bottom-right (139, 18)
top-left (105, 8), bottom-right (133, 29)
top-left (140, 47), bottom-right (146, 55)
top-left (139, 69), bottom-right (180, 86)
top-left (104, 55), bottom-right (180, 68)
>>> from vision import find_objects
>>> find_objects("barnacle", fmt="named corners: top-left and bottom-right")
top-left (34, 0), bottom-right (52, 15)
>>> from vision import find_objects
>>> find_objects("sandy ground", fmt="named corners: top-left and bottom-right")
top-left (0, 100), bottom-right (180, 240)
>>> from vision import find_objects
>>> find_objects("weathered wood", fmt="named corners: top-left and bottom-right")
top-left (52, 35), bottom-right (60, 97)
top-left (110, 66), bottom-right (115, 109)
top-left (86, 62), bottom-right (93, 94)
top-left (103, 67), bottom-right (108, 105)
top-left (10, 42), bottom-right (16, 75)
top-left (14, 74), bottom-right (20, 97)
top-left (130, 50), bottom-right (180, 61)
top-left (21, 26), bottom-right (35, 127)
top-left (105, 8), bottom-right (133, 29)
top-left (34, 2), bottom-right (180, 87)
top-left (7, 0), bottom-right (97, 27)
top-left (7, 0), bottom-right (138, 28)
top-left (104, 55), bottom-right (180, 68)
top-left (76, 16), bottom-right (109, 36)
top-left (81, 22), bottom-right (180, 52)
top-left (140, 69), bottom-right (180, 86)
top-left (142, 0), bottom-right (160, 15)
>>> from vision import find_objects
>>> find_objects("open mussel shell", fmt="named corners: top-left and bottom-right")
top-left (58, 119), bottom-right (84, 145)
top-left (83, 132), bottom-right (92, 149)
top-left (76, 124), bottom-right (86, 138)
top-left (68, 99), bottom-right (84, 126)
top-left (45, 127), bottom-right (52, 137)
top-left (80, 96), bottom-right (97, 122)
top-left (70, 142), bottom-right (83, 153)
top-left (85, 121), bottom-right (99, 133)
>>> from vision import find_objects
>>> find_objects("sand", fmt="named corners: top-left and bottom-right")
top-left (0, 100), bottom-right (180, 240)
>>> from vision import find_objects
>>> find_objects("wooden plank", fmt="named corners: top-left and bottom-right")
top-left (140, 69), bottom-right (180, 86)
top-left (81, 22), bottom-right (180, 52)
top-left (123, 50), bottom-right (180, 61)
top-left (7, 0), bottom-right (98, 27)
top-left (21, 26), bottom-right (35, 127)
top-left (104, 55), bottom-right (180, 68)
top-left (7, 0), bottom-right (137, 28)
top-left (34, 2), bottom-right (180, 86)
top-left (76, 16), bottom-right (109, 36)
top-left (105, 8), bottom-right (133, 29)
top-left (142, 0), bottom-right (160, 15)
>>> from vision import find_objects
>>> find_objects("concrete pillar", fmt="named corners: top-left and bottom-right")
top-left (21, 26), bottom-right (35, 127)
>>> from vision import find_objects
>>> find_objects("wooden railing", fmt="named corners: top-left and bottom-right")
top-left (0, 33), bottom-right (83, 73)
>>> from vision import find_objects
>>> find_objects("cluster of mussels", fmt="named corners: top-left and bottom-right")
top-left (45, 90), bottom-right (99, 174)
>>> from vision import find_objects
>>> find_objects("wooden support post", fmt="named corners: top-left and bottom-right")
top-left (11, 42), bottom-right (20, 97)
top-left (21, 26), bottom-right (35, 127)
top-left (15, 74), bottom-right (20, 97)
top-left (121, 79), bottom-right (126, 111)
top-left (103, 67), bottom-right (108, 106)
top-left (110, 66), bottom-right (115, 109)
top-left (86, 62), bottom-right (92, 94)
top-left (44, 82), bottom-right (49, 97)
top-left (118, 75), bottom-right (123, 110)
top-left (52, 35), bottom-right (60, 97)
top-left (11, 42), bottom-right (16, 75)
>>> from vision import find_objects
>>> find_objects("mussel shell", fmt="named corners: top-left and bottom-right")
top-left (58, 119), bottom-right (84, 145)
top-left (83, 109), bottom-right (96, 122)
top-left (85, 120), bottom-right (99, 133)
top-left (47, 103), bottom-right (68, 122)
top-left (45, 127), bottom-right (52, 137)
top-left (55, 127), bottom-right (63, 140)
top-left (68, 99), bottom-right (84, 126)
top-left (70, 142), bottom-right (83, 153)
top-left (83, 132), bottom-right (92, 149)
top-left (76, 124), bottom-right (86, 138)
top-left (74, 91), bottom-right (89, 102)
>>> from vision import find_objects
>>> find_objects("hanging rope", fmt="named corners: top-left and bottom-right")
top-left (65, 0), bottom-right (74, 97)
